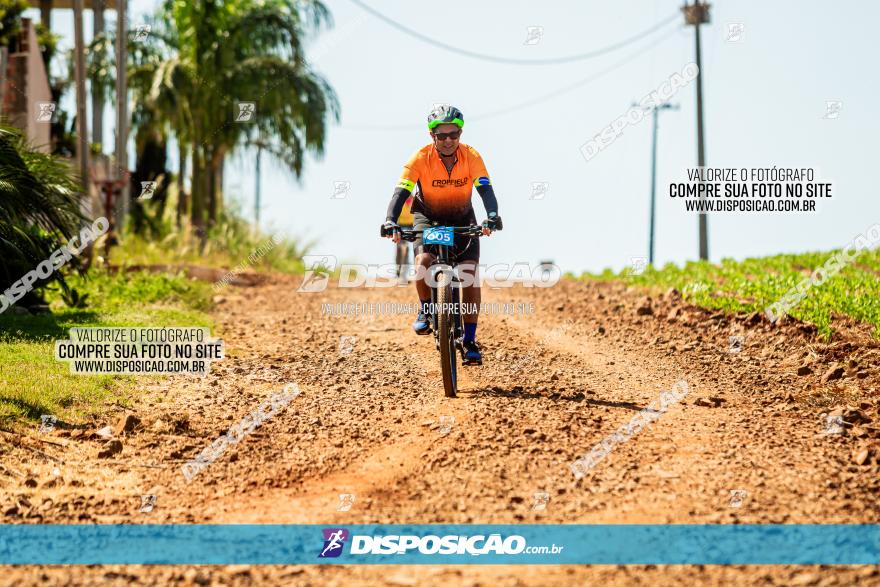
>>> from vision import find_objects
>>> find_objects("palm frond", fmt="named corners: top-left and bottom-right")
top-left (0, 123), bottom-right (86, 296)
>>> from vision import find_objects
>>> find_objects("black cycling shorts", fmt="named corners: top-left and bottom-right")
top-left (412, 212), bottom-right (479, 263)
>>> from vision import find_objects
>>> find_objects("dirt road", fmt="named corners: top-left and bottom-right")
top-left (3, 274), bottom-right (880, 585)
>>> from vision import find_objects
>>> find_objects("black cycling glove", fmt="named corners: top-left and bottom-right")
top-left (380, 220), bottom-right (401, 237)
top-left (482, 212), bottom-right (503, 231)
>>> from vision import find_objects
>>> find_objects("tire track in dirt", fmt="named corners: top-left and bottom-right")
top-left (4, 274), bottom-right (880, 585)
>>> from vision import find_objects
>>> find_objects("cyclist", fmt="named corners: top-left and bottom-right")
top-left (381, 105), bottom-right (502, 365)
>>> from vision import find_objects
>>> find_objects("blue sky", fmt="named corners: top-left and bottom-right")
top-left (39, 0), bottom-right (879, 273)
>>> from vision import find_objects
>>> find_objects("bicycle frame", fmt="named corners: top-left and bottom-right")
top-left (399, 225), bottom-right (482, 330)
top-left (394, 224), bottom-right (484, 397)
top-left (427, 253), bottom-right (464, 344)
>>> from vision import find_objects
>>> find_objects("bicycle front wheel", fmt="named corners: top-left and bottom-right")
top-left (435, 269), bottom-right (457, 398)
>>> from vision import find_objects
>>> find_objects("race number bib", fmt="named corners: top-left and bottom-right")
top-left (423, 226), bottom-right (454, 246)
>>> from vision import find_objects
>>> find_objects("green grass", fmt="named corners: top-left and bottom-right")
top-left (0, 270), bottom-right (214, 425)
top-left (111, 200), bottom-right (310, 274)
top-left (109, 186), bottom-right (309, 273)
top-left (112, 230), bottom-right (308, 274)
top-left (581, 247), bottom-right (880, 339)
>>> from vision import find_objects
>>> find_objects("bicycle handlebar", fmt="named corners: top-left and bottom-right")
top-left (399, 225), bottom-right (486, 242)
top-left (381, 224), bottom-right (497, 240)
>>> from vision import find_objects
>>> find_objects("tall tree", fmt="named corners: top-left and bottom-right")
top-left (86, 1), bottom-right (339, 239)
top-left (157, 0), bottom-right (339, 235)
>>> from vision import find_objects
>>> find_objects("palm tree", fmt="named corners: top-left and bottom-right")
top-left (0, 124), bottom-right (85, 307)
top-left (93, 0), bottom-right (338, 239)
top-left (155, 0), bottom-right (340, 235)
top-left (129, 18), bottom-right (195, 230)
top-left (82, 22), bottom-right (182, 235)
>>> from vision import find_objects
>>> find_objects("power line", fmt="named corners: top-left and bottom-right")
top-left (471, 30), bottom-right (677, 123)
top-left (346, 0), bottom-right (679, 66)
top-left (340, 28), bottom-right (678, 132)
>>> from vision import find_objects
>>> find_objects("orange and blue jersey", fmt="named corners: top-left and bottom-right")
top-left (386, 143), bottom-right (497, 223)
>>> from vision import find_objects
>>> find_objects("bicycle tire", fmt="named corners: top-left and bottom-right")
top-left (436, 269), bottom-right (457, 397)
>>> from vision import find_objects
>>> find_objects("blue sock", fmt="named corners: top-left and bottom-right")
top-left (463, 322), bottom-right (477, 343)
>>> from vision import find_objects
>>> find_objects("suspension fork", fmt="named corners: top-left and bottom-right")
top-left (429, 244), bottom-right (454, 333)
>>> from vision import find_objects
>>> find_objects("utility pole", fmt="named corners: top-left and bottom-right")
top-left (633, 101), bottom-right (678, 265)
top-left (115, 0), bottom-right (128, 227)
top-left (682, 0), bottom-right (710, 260)
top-left (255, 143), bottom-right (262, 228)
top-left (72, 0), bottom-right (89, 199)
top-left (39, 0), bottom-right (52, 29)
top-left (253, 134), bottom-right (267, 230)
top-left (648, 103), bottom-right (677, 265)
top-left (92, 0), bottom-right (105, 152)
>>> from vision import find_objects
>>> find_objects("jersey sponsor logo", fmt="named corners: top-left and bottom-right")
top-left (431, 178), bottom-right (469, 188)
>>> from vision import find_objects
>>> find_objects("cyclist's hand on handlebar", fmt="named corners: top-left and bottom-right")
top-left (381, 220), bottom-right (402, 243)
top-left (482, 212), bottom-right (503, 235)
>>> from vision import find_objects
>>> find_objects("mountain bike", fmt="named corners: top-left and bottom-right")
top-left (383, 224), bottom-right (486, 398)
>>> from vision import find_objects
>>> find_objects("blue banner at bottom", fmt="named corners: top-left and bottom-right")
top-left (1, 524), bottom-right (878, 565)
